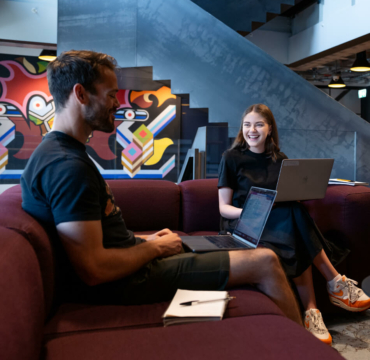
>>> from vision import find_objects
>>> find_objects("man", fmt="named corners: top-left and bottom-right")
top-left (21, 50), bottom-right (302, 325)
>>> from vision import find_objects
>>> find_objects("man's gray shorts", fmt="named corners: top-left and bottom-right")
top-left (116, 251), bottom-right (230, 305)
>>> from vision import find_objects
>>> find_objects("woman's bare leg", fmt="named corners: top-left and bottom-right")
top-left (292, 266), bottom-right (317, 310)
top-left (313, 249), bottom-right (339, 281)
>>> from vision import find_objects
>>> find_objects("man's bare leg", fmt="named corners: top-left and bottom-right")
top-left (226, 248), bottom-right (302, 326)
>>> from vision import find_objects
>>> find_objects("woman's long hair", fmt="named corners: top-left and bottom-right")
top-left (230, 104), bottom-right (280, 162)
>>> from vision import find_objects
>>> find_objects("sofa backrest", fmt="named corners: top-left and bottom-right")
top-left (179, 179), bottom-right (220, 234)
top-left (0, 185), bottom-right (55, 316)
top-left (0, 226), bottom-right (44, 360)
top-left (107, 179), bottom-right (181, 231)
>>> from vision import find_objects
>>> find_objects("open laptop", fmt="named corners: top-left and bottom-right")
top-left (275, 159), bottom-right (334, 202)
top-left (182, 187), bottom-right (277, 252)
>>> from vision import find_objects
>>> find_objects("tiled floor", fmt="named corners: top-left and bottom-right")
top-left (325, 310), bottom-right (370, 359)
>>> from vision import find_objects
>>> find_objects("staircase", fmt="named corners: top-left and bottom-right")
top-left (190, 0), bottom-right (295, 34)
top-left (58, 0), bottom-right (370, 182)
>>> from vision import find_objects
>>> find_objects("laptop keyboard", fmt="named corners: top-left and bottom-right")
top-left (204, 236), bottom-right (249, 249)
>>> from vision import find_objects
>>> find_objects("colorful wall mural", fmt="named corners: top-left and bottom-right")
top-left (0, 55), bottom-right (181, 183)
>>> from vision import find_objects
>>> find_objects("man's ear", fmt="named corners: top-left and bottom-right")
top-left (73, 83), bottom-right (89, 105)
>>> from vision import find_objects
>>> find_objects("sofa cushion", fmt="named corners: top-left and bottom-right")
top-left (0, 227), bottom-right (44, 360)
top-left (179, 179), bottom-right (220, 233)
top-left (44, 287), bottom-right (282, 340)
top-left (0, 185), bottom-right (55, 315)
top-left (43, 315), bottom-right (342, 360)
top-left (107, 180), bottom-right (181, 231)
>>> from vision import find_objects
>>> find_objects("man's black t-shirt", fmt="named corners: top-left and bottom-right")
top-left (21, 131), bottom-right (144, 300)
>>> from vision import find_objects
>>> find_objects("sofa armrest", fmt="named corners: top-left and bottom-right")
top-left (303, 185), bottom-right (370, 282)
top-left (0, 185), bottom-right (56, 315)
top-left (0, 227), bottom-right (44, 360)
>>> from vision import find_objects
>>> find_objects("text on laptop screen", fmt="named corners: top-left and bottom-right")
top-left (233, 189), bottom-right (275, 245)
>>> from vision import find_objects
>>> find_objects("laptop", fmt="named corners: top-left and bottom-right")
top-left (182, 187), bottom-right (277, 252)
top-left (275, 159), bottom-right (334, 202)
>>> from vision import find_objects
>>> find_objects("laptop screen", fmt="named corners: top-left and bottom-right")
top-left (232, 187), bottom-right (276, 246)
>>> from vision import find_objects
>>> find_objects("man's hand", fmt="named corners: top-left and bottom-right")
top-left (146, 228), bottom-right (173, 241)
top-left (56, 221), bottom-right (181, 286)
top-left (154, 232), bottom-right (182, 258)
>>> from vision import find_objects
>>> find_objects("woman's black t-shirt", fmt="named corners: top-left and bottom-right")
top-left (218, 148), bottom-right (287, 208)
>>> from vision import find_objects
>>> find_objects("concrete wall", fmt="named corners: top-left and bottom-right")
top-left (0, 46), bottom-right (42, 56)
top-left (247, 0), bottom-right (370, 65)
top-left (58, 0), bottom-right (370, 182)
top-left (0, 0), bottom-right (57, 43)
top-left (320, 88), bottom-right (362, 116)
top-left (246, 30), bottom-right (290, 64)
top-left (289, 0), bottom-right (370, 63)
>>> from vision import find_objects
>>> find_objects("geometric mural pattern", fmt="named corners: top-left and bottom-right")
top-left (0, 55), bottom-right (180, 182)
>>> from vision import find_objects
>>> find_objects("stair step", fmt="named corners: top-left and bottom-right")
top-left (191, 0), bottom-right (296, 32)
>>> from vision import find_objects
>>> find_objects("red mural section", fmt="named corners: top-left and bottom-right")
top-left (0, 55), bottom-right (181, 183)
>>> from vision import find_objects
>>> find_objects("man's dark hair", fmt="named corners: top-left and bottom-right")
top-left (47, 50), bottom-right (117, 111)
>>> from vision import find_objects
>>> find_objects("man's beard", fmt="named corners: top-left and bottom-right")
top-left (84, 102), bottom-right (115, 133)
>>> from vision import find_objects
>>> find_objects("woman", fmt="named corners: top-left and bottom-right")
top-left (218, 103), bottom-right (370, 345)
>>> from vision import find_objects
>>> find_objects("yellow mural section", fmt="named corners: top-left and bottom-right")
top-left (145, 138), bottom-right (174, 165)
top-left (130, 86), bottom-right (176, 107)
top-left (22, 58), bottom-right (37, 74)
top-left (48, 117), bottom-right (54, 130)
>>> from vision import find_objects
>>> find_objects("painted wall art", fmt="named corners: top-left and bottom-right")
top-left (0, 55), bottom-right (181, 183)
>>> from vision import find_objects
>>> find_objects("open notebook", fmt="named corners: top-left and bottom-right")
top-left (163, 289), bottom-right (231, 327)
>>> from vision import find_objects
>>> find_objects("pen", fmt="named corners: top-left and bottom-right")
top-left (180, 296), bottom-right (236, 306)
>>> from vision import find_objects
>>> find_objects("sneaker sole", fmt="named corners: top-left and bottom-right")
top-left (321, 338), bottom-right (332, 346)
top-left (329, 296), bottom-right (370, 312)
top-left (306, 329), bottom-right (332, 346)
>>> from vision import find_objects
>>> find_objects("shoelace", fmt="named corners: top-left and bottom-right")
top-left (338, 277), bottom-right (363, 303)
top-left (308, 310), bottom-right (327, 334)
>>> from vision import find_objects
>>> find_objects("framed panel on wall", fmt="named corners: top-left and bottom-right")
top-left (0, 55), bottom-right (181, 183)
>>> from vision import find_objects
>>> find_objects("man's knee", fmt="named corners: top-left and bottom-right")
top-left (227, 248), bottom-right (282, 288)
top-left (255, 248), bottom-right (278, 261)
top-left (254, 248), bottom-right (281, 274)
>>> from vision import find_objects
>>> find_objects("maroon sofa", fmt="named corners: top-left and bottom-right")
top-left (2, 178), bottom-right (368, 360)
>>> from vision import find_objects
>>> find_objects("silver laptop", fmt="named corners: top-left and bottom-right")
top-left (182, 187), bottom-right (277, 252)
top-left (275, 159), bottom-right (334, 202)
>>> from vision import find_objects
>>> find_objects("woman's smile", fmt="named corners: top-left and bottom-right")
top-left (242, 111), bottom-right (271, 153)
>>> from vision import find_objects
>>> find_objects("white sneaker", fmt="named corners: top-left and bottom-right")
top-left (327, 275), bottom-right (370, 312)
top-left (304, 309), bottom-right (332, 346)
